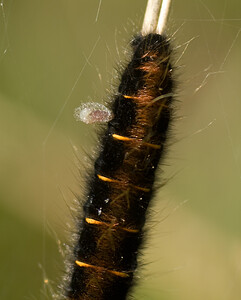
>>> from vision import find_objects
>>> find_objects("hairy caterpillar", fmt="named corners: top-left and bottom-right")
top-left (0, 0), bottom-right (240, 299)
top-left (64, 1), bottom-right (174, 299)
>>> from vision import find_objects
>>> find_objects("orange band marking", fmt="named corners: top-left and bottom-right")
top-left (97, 174), bottom-right (119, 184)
top-left (75, 260), bottom-right (129, 278)
top-left (85, 217), bottom-right (139, 233)
top-left (85, 218), bottom-right (103, 225)
top-left (123, 95), bottom-right (140, 100)
top-left (110, 270), bottom-right (129, 277)
top-left (112, 134), bottom-right (132, 142)
top-left (97, 174), bottom-right (150, 193)
top-left (112, 134), bottom-right (161, 149)
top-left (124, 227), bottom-right (139, 233)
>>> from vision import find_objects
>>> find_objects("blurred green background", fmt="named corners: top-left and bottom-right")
top-left (0, 0), bottom-right (241, 299)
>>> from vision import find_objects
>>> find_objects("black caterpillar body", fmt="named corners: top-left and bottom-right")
top-left (66, 33), bottom-right (174, 300)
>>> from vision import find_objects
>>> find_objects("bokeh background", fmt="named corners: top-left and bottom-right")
top-left (1, 0), bottom-right (241, 299)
